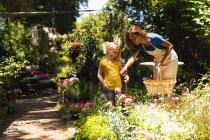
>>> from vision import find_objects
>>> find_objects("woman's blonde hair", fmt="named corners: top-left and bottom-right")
top-left (125, 25), bottom-right (148, 50)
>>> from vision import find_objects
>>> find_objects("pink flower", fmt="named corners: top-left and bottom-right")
top-left (125, 98), bottom-right (133, 104)
top-left (119, 94), bottom-right (126, 100)
top-left (31, 70), bottom-right (42, 75)
top-left (175, 97), bottom-right (179, 101)
top-left (149, 104), bottom-right (156, 109)
top-left (79, 103), bottom-right (86, 108)
top-left (99, 93), bottom-right (106, 99)
top-left (114, 87), bottom-right (121, 94)
top-left (154, 99), bottom-right (158, 102)
top-left (139, 130), bottom-right (155, 140)
top-left (63, 79), bottom-right (69, 83)
top-left (37, 73), bottom-right (49, 78)
top-left (69, 83), bottom-right (73, 87)
top-left (69, 77), bottom-right (79, 83)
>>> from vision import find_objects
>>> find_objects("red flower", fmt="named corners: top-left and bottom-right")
top-left (31, 70), bottom-right (42, 75)
top-left (37, 73), bottom-right (49, 78)
top-left (68, 42), bottom-right (84, 49)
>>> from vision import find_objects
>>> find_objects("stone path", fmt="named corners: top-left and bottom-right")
top-left (0, 94), bottom-right (70, 140)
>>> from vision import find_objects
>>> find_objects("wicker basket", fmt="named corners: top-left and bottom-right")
top-left (143, 68), bottom-right (176, 96)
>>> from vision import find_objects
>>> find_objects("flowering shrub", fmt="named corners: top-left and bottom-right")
top-left (68, 42), bottom-right (84, 52)
top-left (75, 114), bottom-right (117, 139)
top-left (128, 104), bottom-right (196, 139)
top-left (69, 101), bottom-right (96, 113)
top-left (66, 41), bottom-right (84, 62)
top-left (58, 76), bottom-right (80, 103)
top-left (71, 72), bottom-right (210, 139)
top-left (114, 87), bottom-right (135, 106)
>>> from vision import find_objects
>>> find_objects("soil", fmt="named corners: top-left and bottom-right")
top-left (0, 94), bottom-right (71, 140)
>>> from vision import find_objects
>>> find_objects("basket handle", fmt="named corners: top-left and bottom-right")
top-left (157, 67), bottom-right (162, 81)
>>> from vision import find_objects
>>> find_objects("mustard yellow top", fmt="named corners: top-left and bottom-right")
top-left (100, 58), bottom-right (122, 90)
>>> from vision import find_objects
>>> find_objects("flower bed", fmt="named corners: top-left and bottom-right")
top-left (72, 85), bottom-right (210, 139)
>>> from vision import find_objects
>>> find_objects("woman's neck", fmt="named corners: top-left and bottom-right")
top-left (142, 39), bottom-right (150, 46)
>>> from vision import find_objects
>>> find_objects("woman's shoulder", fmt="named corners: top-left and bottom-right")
top-left (148, 33), bottom-right (164, 40)
top-left (148, 33), bottom-right (165, 45)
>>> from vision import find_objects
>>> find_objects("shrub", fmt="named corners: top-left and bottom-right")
top-left (75, 114), bottom-right (116, 140)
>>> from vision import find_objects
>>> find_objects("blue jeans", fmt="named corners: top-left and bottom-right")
top-left (104, 90), bottom-right (116, 106)
top-left (104, 90), bottom-right (115, 100)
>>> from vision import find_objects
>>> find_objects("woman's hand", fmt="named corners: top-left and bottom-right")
top-left (124, 75), bottom-right (129, 83)
top-left (156, 62), bottom-right (163, 69)
top-left (120, 50), bottom-right (139, 75)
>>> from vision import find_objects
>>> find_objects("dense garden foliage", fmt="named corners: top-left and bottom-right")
top-left (0, 0), bottom-right (210, 139)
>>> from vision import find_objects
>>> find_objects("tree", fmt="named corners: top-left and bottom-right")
top-left (0, 0), bottom-right (88, 33)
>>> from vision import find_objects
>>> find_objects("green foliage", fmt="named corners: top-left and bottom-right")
top-left (179, 94), bottom-right (210, 139)
top-left (105, 107), bottom-right (135, 139)
top-left (0, 105), bottom-right (7, 125)
top-left (75, 12), bottom-right (110, 45)
top-left (58, 77), bottom-right (80, 103)
top-left (78, 77), bottom-right (98, 99)
top-left (0, 0), bottom-right (88, 34)
top-left (75, 114), bottom-right (117, 140)
top-left (192, 70), bottom-right (210, 96)
top-left (57, 103), bottom-right (68, 121)
top-left (1, 20), bottom-right (34, 62)
top-left (58, 32), bottom-right (101, 82)
top-left (0, 56), bottom-right (28, 86)
top-left (56, 65), bottom-right (74, 79)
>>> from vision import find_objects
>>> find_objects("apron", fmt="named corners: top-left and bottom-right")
top-left (142, 44), bottom-right (178, 80)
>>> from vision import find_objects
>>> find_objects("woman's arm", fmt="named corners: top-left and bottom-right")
top-left (120, 50), bottom-right (139, 75)
top-left (158, 40), bottom-right (173, 67)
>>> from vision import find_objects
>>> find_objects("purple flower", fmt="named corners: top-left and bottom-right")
top-left (119, 94), bottom-right (126, 100)
top-left (114, 87), bottom-right (121, 94)
top-left (149, 104), bottom-right (156, 109)
top-left (99, 93), bottom-right (106, 99)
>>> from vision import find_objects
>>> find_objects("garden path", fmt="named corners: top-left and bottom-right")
top-left (0, 94), bottom-right (72, 140)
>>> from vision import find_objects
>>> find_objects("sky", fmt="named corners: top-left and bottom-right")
top-left (77, 0), bottom-right (108, 21)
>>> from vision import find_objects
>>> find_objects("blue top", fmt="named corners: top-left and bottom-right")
top-left (136, 33), bottom-right (166, 52)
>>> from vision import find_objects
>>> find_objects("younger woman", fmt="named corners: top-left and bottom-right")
top-left (97, 42), bottom-right (129, 106)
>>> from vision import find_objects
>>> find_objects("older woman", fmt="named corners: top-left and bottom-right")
top-left (120, 25), bottom-right (178, 80)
